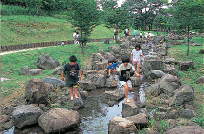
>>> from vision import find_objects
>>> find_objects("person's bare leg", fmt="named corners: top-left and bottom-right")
top-left (69, 87), bottom-right (74, 100)
top-left (123, 84), bottom-right (130, 103)
top-left (129, 87), bottom-right (133, 92)
top-left (137, 63), bottom-right (140, 74)
top-left (74, 87), bottom-right (79, 99)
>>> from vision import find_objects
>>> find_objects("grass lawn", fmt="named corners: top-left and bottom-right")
top-left (168, 37), bottom-right (204, 126)
top-left (0, 42), bottom-right (119, 106)
top-left (1, 15), bottom-right (132, 46)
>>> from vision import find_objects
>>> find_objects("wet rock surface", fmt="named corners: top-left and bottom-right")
top-left (12, 105), bottom-right (43, 129)
top-left (25, 78), bottom-right (53, 105)
top-left (108, 116), bottom-right (138, 134)
top-left (38, 108), bottom-right (80, 133)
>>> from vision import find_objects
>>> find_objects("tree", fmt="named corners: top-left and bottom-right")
top-left (172, 0), bottom-right (204, 56)
top-left (68, 0), bottom-right (100, 46)
top-left (99, 0), bottom-right (129, 43)
top-left (122, 0), bottom-right (164, 30)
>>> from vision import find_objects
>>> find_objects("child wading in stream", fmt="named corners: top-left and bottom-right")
top-left (115, 56), bottom-right (141, 103)
top-left (130, 44), bottom-right (145, 74)
top-left (104, 59), bottom-right (118, 78)
top-left (61, 55), bottom-right (81, 100)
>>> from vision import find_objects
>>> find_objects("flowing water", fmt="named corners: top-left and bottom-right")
top-left (3, 42), bottom-right (155, 134)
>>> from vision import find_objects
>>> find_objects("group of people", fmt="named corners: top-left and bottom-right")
top-left (103, 44), bottom-right (145, 102)
top-left (73, 31), bottom-right (80, 45)
top-left (61, 44), bottom-right (144, 103)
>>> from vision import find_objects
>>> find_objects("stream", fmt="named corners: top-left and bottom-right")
top-left (3, 42), bottom-right (155, 134)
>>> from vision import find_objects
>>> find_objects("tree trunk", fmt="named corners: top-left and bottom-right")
top-left (37, 6), bottom-right (39, 18)
top-left (187, 26), bottom-right (190, 56)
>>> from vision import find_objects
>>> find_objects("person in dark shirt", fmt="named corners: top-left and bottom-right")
top-left (116, 55), bottom-right (141, 103)
top-left (61, 55), bottom-right (81, 100)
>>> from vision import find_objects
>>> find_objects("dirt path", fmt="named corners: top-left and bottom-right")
top-left (0, 46), bottom-right (57, 55)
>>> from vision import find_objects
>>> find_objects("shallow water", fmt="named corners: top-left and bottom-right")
top-left (3, 42), bottom-right (155, 134)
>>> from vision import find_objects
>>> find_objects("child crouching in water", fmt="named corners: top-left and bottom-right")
top-left (104, 59), bottom-right (118, 78)
top-left (61, 55), bottom-right (81, 100)
top-left (115, 55), bottom-right (141, 103)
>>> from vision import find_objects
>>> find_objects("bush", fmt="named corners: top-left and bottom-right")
top-left (1, 4), bottom-right (44, 16)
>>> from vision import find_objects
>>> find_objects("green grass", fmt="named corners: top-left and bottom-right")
top-left (0, 42), bottom-right (118, 106)
top-left (168, 37), bottom-right (204, 125)
top-left (1, 15), bottom-right (123, 46)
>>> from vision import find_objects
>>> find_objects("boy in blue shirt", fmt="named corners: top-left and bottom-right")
top-left (104, 59), bottom-right (118, 78)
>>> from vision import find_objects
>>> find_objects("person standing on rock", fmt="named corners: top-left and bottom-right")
top-left (73, 31), bottom-right (77, 44)
top-left (61, 55), bottom-right (81, 100)
top-left (130, 44), bottom-right (145, 74)
top-left (114, 29), bottom-right (118, 42)
top-left (133, 29), bottom-right (137, 39)
top-left (115, 56), bottom-right (141, 103)
top-left (140, 32), bottom-right (143, 41)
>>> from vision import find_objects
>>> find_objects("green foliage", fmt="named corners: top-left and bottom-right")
top-left (68, 0), bottom-right (100, 46)
top-left (1, 15), bottom-right (118, 46)
top-left (192, 116), bottom-right (204, 128)
top-left (168, 37), bottom-right (204, 125)
top-left (160, 120), bottom-right (167, 134)
top-left (1, 42), bottom-right (119, 102)
top-left (149, 118), bottom-right (156, 129)
top-left (122, 0), bottom-right (164, 30)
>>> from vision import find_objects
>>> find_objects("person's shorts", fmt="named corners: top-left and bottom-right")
top-left (120, 80), bottom-right (132, 88)
top-left (140, 36), bottom-right (142, 38)
top-left (132, 61), bottom-right (141, 65)
top-left (66, 81), bottom-right (79, 88)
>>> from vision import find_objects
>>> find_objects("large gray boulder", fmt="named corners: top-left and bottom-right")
top-left (53, 66), bottom-right (63, 75)
top-left (169, 84), bottom-right (194, 106)
top-left (142, 60), bottom-right (165, 79)
top-left (145, 84), bottom-right (160, 97)
top-left (122, 99), bottom-right (139, 117)
top-left (43, 77), bottom-right (66, 89)
top-left (108, 116), bottom-right (138, 134)
top-left (29, 69), bottom-right (43, 76)
top-left (87, 74), bottom-right (106, 88)
top-left (178, 61), bottom-right (194, 71)
top-left (163, 65), bottom-right (178, 76)
top-left (92, 61), bottom-right (107, 70)
top-left (101, 89), bottom-right (124, 102)
top-left (126, 113), bottom-right (148, 128)
top-left (170, 40), bottom-right (180, 46)
top-left (105, 78), bottom-right (117, 88)
top-left (180, 109), bottom-right (196, 119)
top-left (164, 126), bottom-right (204, 134)
top-left (195, 76), bottom-right (204, 84)
top-left (20, 66), bottom-right (30, 75)
top-left (37, 55), bottom-right (60, 70)
top-left (158, 74), bottom-right (181, 96)
top-left (149, 70), bottom-right (165, 79)
top-left (12, 105), bottom-right (43, 129)
top-left (92, 53), bottom-right (105, 62)
top-left (130, 76), bottom-right (141, 87)
top-left (79, 80), bottom-right (96, 91)
top-left (38, 108), bottom-right (80, 133)
top-left (120, 42), bottom-right (129, 49)
top-left (25, 78), bottom-right (53, 104)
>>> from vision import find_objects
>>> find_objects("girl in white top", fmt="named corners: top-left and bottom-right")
top-left (130, 44), bottom-right (145, 73)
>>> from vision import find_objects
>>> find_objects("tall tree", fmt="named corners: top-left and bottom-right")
top-left (68, 0), bottom-right (99, 46)
top-left (122, 0), bottom-right (164, 30)
top-left (172, 0), bottom-right (204, 56)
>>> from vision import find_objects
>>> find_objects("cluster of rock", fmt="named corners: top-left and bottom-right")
top-left (106, 36), bottom-right (204, 134)
top-left (20, 55), bottom-right (61, 76)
